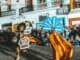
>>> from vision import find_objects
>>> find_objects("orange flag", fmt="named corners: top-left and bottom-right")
top-left (49, 32), bottom-right (73, 60)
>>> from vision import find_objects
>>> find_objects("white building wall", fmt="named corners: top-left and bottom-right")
top-left (46, 0), bottom-right (52, 8)
top-left (68, 12), bottom-right (80, 26)
top-left (1, 0), bottom-right (8, 11)
top-left (22, 8), bottom-right (57, 28)
top-left (62, 0), bottom-right (70, 5)
top-left (0, 8), bottom-right (57, 29)
top-left (11, 0), bottom-right (25, 10)
top-left (0, 0), bottom-right (70, 29)
top-left (0, 0), bottom-right (25, 11)
top-left (0, 16), bottom-right (12, 29)
top-left (32, 0), bottom-right (38, 10)
top-left (68, 13), bottom-right (80, 18)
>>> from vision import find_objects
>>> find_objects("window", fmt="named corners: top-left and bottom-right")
top-left (16, 0), bottom-right (19, 2)
top-left (6, 0), bottom-right (11, 11)
top-left (56, 6), bottom-right (69, 15)
top-left (40, 0), bottom-right (45, 3)
top-left (73, 0), bottom-right (80, 8)
top-left (51, 0), bottom-right (56, 6)
top-left (25, 0), bottom-right (33, 11)
top-left (39, 15), bottom-right (47, 21)
top-left (39, 0), bottom-right (46, 9)
top-left (25, 0), bottom-right (31, 6)
top-left (55, 0), bottom-right (61, 7)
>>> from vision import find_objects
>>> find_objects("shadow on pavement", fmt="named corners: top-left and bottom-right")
top-left (0, 44), bottom-right (52, 60)
top-left (0, 44), bottom-right (16, 59)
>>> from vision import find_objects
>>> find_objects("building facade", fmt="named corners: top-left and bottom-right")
top-left (1, 0), bottom-right (80, 16)
top-left (0, 0), bottom-right (62, 16)
top-left (70, 0), bottom-right (80, 10)
top-left (0, 0), bottom-right (80, 29)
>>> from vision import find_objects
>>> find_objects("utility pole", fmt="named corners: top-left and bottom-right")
top-left (0, 0), bottom-right (2, 16)
top-left (16, 1), bottom-right (20, 17)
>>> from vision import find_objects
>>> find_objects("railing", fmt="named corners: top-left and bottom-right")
top-left (19, 1), bottom-right (57, 13)
top-left (56, 5), bottom-right (70, 15)
top-left (74, 2), bottom-right (80, 8)
top-left (1, 10), bottom-right (16, 17)
top-left (0, 1), bottom-right (62, 17)
top-left (34, 1), bottom-right (57, 10)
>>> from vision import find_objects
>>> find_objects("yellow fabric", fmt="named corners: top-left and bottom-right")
top-left (49, 32), bottom-right (73, 60)
top-left (70, 0), bottom-right (74, 11)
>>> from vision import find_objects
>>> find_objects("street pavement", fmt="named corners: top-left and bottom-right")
top-left (0, 44), bottom-right (80, 60)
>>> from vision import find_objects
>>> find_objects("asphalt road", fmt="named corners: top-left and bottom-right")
top-left (0, 44), bottom-right (80, 60)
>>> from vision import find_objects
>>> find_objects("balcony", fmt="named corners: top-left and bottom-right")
top-left (56, 5), bottom-right (70, 15)
top-left (0, 10), bottom-right (16, 17)
top-left (0, 1), bottom-right (59, 17)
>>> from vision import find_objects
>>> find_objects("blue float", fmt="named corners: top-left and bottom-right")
top-left (36, 16), bottom-right (66, 33)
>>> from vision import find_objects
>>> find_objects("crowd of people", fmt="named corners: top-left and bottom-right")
top-left (31, 25), bottom-right (80, 46)
top-left (62, 25), bottom-right (80, 46)
top-left (31, 27), bottom-right (50, 46)
top-left (1, 21), bottom-right (80, 46)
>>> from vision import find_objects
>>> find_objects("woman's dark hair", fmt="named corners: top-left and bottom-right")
top-left (25, 21), bottom-right (32, 27)
top-left (17, 23), bottom-right (26, 31)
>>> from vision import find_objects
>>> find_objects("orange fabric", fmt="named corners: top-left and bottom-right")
top-left (49, 32), bottom-right (73, 60)
top-left (23, 34), bottom-right (41, 44)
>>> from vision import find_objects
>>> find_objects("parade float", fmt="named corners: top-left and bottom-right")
top-left (36, 15), bottom-right (67, 33)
